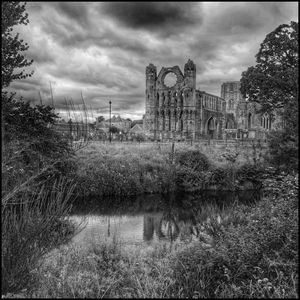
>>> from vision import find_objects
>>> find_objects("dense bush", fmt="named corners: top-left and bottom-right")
top-left (175, 150), bottom-right (211, 191)
top-left (2, 93), bottom-right (75, 195)
top-left (170, 173), bottom-right (298, 298)
top-left (175, 150), bottom-right (211, 172)
top-left (266, 130), bottom-right (298, 172)
top-left (236, 163), bottom-right (265, 188)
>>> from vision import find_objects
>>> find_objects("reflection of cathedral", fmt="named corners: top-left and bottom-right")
top-left (143, 211), bottom-right (198, 242)
top-left (143, 59), bottom-right (282, 141)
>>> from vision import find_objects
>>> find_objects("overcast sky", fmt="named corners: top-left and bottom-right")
top-left (8, 2), bottom-right (298, 121)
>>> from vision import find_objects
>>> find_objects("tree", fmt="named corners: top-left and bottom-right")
top-left (97, 115), bottom-right (105, 122)
top-left (240, 21), bottom-right (298, 117)
top-left (109, 126), bottom-right (119, 134)
top-left (241, 21), bottom-right (298, 171)
top-left (1, 1), bottom-right (34, 88)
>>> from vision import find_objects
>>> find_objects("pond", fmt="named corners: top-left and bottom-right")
top-left (69, 190), bottom-right (261, 249)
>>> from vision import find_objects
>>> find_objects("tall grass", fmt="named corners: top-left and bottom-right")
top-left (2, 177), bottom-right (77, 295)
top-left (71, 141), bottom-right (266, 198)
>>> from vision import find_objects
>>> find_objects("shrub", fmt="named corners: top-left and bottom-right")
top-left (209, 166), bottom-right (237, 190)
top-left (175, 150), bottom-right (211, 191)
top-left (170, 173), bottom-right (298, 298)
top-left (175, 150), bottom-right (210, 172)
top-left (266, 130), bottom-right (298, 172)
top-left (236, 163), bottom-right (265, 189)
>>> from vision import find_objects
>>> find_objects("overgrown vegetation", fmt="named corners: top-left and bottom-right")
top-left (71, 141), bottom-right (267, 198)
top-left (20, 173), bottom-right (297, 298)
top-left (2, 2), bottom-right (77, 296)
top-left (2, 178), bottom-right (76, 294)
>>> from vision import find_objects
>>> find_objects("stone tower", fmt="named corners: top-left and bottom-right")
top-left (220, 81), bottom-right (243, 117)
top-left (145, 63), bottom-right (157, 133)
top-left (184, 59), bottom-right (196, 90)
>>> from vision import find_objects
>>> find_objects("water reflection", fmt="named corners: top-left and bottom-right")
top-left (70, 190), bottom-right (261, 247)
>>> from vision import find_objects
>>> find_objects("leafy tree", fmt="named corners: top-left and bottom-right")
top-left (240, 21), bottom-right (298, 116)
top-left (241, 21), bottom-right (298, 171)
top-left (3, 92), bottom-right (73, 174)
top-left (109, 126), bottom-right (119, 134)
top-left (135, 133), bottom-right (146, 142)
top-left (1, 1), bottom-right (34, 88)
top-left (97, 115), bottom-right (105, 122)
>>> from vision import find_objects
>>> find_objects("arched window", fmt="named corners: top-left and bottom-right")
top-left (248, 113), bottom-right (252, 129)
top-left (262, 112), bottom-right (271, 130)
top-left (226, 119), bottom-right (234, 129)
top-left (208, 117), bottom-right (215, 130)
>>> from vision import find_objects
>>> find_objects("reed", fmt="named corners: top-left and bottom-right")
top-left (2, 177), bottom-right (78, 294)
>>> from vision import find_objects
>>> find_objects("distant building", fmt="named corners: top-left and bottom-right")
top-left (221, 81), bottom-right (283, 140)
top-left (143, 60), bottom-right (282, 141)
top-left (52, 120), bottom-right (94, 140)
top-left (97, 115), bottom-right (132, 133)
top-left (129, 124), bottom-right (144, 138)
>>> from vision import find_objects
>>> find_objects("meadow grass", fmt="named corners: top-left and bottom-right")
top-left (72, 141), bottom-right (266, 197)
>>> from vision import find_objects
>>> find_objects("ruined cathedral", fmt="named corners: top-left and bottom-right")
top-left (143, 59), bottom-right (281, 141)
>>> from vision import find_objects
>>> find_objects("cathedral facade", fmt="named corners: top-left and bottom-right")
top-left (143, 59), bottom-right (279, 141)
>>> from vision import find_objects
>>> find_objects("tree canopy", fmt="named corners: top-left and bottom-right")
top-left (240, 21), bottom-right (298, 116)
top-left (241, 21), bottom-right (299, 170)
top-left (1, 1), bottom-right (34, 88)
top-left (109, 126), bottom-right (119, 134)
top-left (97, 116), bottom-right (105, 122)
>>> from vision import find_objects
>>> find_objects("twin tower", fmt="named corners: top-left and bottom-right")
top-left (143, 59), bottom-right (226, 140)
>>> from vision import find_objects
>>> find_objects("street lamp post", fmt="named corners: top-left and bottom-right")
top-left (109, 100), bottom-right (112, 143)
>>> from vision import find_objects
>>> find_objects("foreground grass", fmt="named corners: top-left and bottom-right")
top-left (19, 172), bottom-right (298, 299)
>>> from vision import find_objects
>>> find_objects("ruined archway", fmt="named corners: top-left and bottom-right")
top-left (206, 117), bottom-right (216, 139)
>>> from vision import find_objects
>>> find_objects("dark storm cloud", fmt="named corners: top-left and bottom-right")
top-left (102, 2), bottom-right (202, 35)
top-left (55, 2), bottom-right (90, 26)
top-left (6, 2), bottom-right (298, 120)
top-left (38, 9), bottom-right (150, 55)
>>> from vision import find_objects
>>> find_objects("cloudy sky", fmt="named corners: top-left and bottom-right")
top-left (8, 2), bottom-right (298, 121)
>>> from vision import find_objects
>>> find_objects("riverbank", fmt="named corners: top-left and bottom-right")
top-left (12, 172), bottom-right (297, 298)
top-left (72, 141), bottom-right (266, 197)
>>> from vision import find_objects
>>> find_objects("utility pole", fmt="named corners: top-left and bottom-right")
top-left (109, 100), bottom-right (112, 143)
top-left (49, 81), bottom-right (54, 108)
top-left (38, 91), bottom-right (43, 106)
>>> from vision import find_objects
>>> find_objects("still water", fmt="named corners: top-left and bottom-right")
top-left (69, 190), bottom-right (261, 248)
